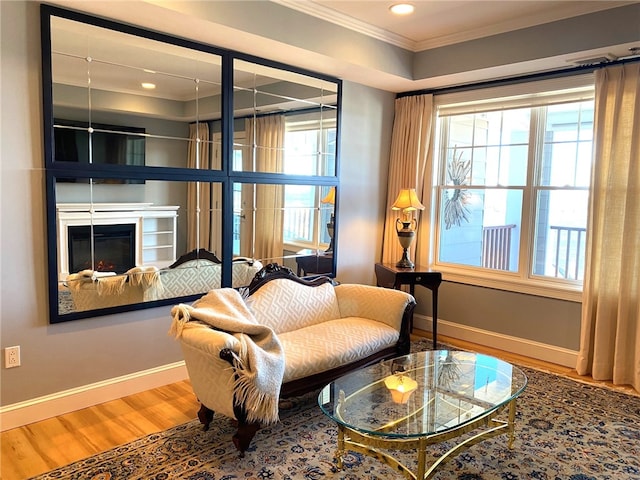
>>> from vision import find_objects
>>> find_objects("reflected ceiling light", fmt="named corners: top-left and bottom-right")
top-left (389, 3), bottom-right (415, 15)
top-left (141, 82), bottom-right (156, 90)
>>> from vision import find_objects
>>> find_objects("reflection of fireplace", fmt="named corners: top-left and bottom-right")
top-left (68, 224), bottom-right (135, 274)
top-left (57, 203), bottom-right (180, 281)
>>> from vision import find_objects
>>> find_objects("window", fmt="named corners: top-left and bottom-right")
top-left (226, 112), bottom-right (337, 254)
top-left (432, 76), bottom-right (594, 300)
top-left (282, 114), bottom-right (336, 248)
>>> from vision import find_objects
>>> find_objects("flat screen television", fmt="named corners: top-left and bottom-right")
top-left (54, 119), bottom-right (145, 184)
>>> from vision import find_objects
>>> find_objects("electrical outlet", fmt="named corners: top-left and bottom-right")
top-left (5, 346), bottom-right (20, 368)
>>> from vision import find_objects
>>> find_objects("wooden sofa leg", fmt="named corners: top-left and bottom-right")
top-left (232, 421), bottom-right (260, 457)
top-left (197, 404), bottom-right (214, 431)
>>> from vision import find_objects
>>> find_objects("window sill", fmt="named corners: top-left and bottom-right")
top-left (437, 268), bottom-right (583, 303)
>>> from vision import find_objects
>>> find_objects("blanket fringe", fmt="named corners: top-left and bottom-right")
top-left (233, 374), bottom-right (280, 424)
top-left (127, 266), bottom-right (164, 295)
top-left (169, 304), bottom-right (192, 338)
top-left (227, 339), bottom-right (281, 424)
top-left (95, 275), bottom-right (127, 296)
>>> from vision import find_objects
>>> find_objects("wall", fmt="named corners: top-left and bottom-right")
top-left (412, 4), bottom-right (640, 81)
top-left (2, 0), bottom-right (630, 425)
top-left (412, 282), bottom-right (582, 366)
top-left (0, 1), bottom-right (187, 408)
top-left (335, 81), bottom-right (395, 285)
top-left (0, 2), bottom-right (394, 417)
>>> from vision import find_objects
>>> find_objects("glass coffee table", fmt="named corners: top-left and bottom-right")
top-left (318, 350), bottom-right (527, 479)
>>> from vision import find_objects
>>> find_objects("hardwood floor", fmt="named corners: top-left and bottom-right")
top-left (1, 381), bottom-right (200, 480)
top-left (1, 332), bottom-right (636, 480)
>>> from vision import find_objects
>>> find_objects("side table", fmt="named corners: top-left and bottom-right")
top-left (374, 263), bottom-right (442, 350)
top-left (296, 253), bottom-right (333, 276)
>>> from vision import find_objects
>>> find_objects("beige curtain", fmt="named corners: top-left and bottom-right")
top-left (576, 63), bottom-right (640, 392)
top-left (186, 123), bottom-right (219, 253)
top-left (245, 115), bottom-right (285, 263)
top-left (381, 94), bottom-right (434, 265)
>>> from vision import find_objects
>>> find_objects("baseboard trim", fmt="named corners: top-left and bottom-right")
top-left (414, 314), bottom-right (578, 368)
top-left (0, 361), bottom-right (189, 432)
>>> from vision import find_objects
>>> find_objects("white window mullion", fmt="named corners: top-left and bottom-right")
top-left (520, 108), bottom-right (543, 280)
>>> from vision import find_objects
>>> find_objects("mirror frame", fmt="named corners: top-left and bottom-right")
top-left (42, 5), bottom-right (341, 323)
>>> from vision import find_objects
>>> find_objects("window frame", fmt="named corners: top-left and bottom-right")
top-left (282, 115), bottom-right (336, 250)
top-left (430, 76), bottom-right (595, 302)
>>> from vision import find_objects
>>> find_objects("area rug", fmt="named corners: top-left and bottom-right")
top-left (32, 340), bottom-right (640, 480)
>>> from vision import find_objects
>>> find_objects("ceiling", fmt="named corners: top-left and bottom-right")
top-left (48, 0), bottom-right (640, 93)
top-left (274, 0), bottom-right (640, 91)
top-left (279, 0), bottom-right (636, 51)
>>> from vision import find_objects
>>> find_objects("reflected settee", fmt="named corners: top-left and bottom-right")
top-left (65, 249), bottom-right (263, 312)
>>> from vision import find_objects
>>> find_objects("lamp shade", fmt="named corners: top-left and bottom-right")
top-left (391, 188), bottom-right (424, 212)
top-left (321, 187), bottom-right (336, 205)
top-left (384, 374), bottom-right (418, 404)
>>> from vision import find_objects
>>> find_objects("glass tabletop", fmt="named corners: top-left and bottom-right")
top-left (318, 350), bottom-right (527, 438)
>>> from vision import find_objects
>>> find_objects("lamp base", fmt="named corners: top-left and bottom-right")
top-left (325, 238), bottom-right (334, 254)
top-left (325, 216), bottom-right (334, 253)
top-left (396, 249), bottom-right (414, 269)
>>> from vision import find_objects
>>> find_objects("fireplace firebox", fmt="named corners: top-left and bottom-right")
top-left (68, 224), bottom-right (136, 274)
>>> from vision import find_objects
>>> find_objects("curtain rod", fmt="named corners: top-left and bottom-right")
top-left (396, 55), bottom-right (640, 99)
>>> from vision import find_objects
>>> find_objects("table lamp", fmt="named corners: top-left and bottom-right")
top-left (391, 188), bottom-right (425, 268)
top-left (321, 187), bottom-right (335, 253)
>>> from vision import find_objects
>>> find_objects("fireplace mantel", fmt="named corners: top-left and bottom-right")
top-left (57, 203), bottom-right (179, 281)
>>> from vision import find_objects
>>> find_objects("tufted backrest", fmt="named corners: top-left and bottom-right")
top-left (246, 278), bottom-right (341, 334)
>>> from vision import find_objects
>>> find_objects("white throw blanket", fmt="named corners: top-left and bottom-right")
top-left (169, 288), bottom-right (285, 425)
top-left (66, 266), bottom-right (163, 296)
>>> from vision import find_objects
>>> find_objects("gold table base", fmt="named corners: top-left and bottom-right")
top-left (335, 398), bottom-right (518, 480)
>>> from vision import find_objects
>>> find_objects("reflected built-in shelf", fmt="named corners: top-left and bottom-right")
top-left (56, 203), bottom-right (179, 281)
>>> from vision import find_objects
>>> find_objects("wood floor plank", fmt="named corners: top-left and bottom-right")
top-left (0, 379), bottom-right (199, 480)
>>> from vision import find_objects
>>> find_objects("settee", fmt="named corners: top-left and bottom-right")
top-left (170, 263), bottom-right (416, 454)
top-left (65, 249), bottom-right (262, 312)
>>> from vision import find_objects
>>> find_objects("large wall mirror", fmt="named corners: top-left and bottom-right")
top-left (42, 6), bottom-right (341, 323)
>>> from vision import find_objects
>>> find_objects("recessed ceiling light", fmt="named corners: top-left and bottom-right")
top-left (141, 82), bottom-right (156, 90)
top-left (389, 3), bottom-right (415, 15)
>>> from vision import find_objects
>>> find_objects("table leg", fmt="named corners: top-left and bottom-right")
top-left (409, 284), bottom-right (415, 333)
top-left (336, 424), bottom-right (345, 469)
top-left (417, 437), bottom-right (428, 479)
top-left (507, 399), bottom-right (517, 449)
top-left (432, 287), bottom-right (438, 350)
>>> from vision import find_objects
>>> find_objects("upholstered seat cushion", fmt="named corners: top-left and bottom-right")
top-left (278, 317), bottom-right (400, 383)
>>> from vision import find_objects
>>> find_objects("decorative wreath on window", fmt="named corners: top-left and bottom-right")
top-left (443, 148), bottom-right (472, 230)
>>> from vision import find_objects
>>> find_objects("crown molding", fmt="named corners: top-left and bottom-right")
top-left (272, 0), bottom-right (635, 53)
top-left (271, 0), bottom-right (418, 51)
